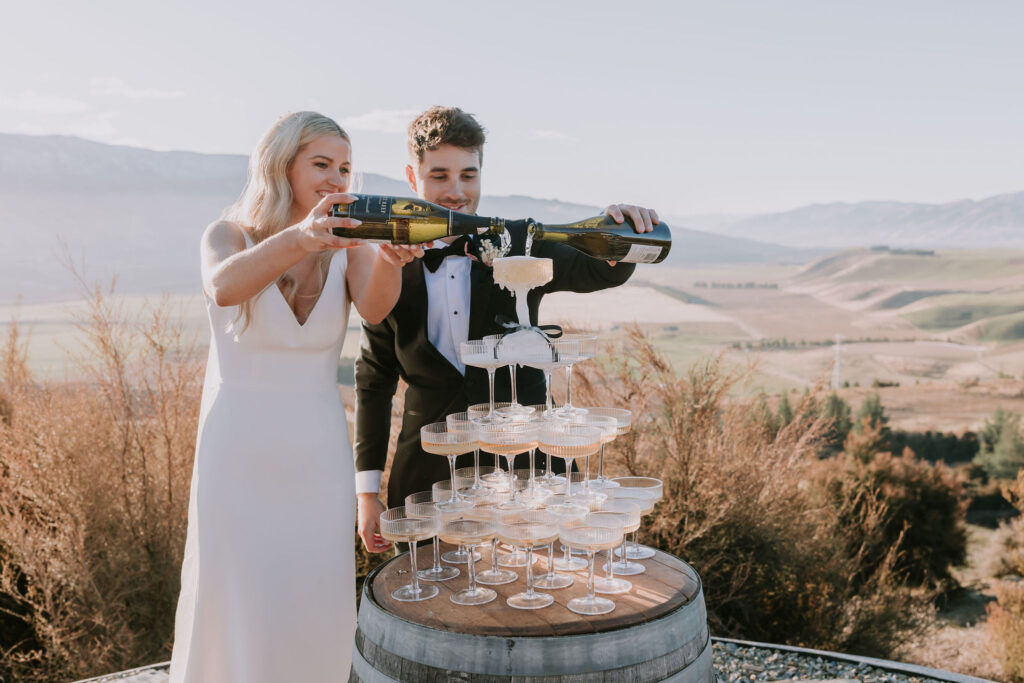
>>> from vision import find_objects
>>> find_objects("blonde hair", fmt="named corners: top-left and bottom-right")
top-left (223, 112), bottom-right (350, 331)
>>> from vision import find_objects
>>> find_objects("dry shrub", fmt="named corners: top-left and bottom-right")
top-left (984, 473), bottom-right (1024, 682)
top-left (824, 425), bottom-right (968, 587)
top-left (980, 472), bottom-right (1024, 580)
top-left (574, 325), bottom-right (934, 657)
top-left (988, 581), bottom-right (1024, 682)
top-left (0, 287), bottom-right (202, 681)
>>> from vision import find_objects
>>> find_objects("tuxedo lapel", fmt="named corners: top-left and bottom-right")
top-left (468, 259), bottom-right (496, 342)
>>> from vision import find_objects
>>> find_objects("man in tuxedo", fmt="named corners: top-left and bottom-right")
top-left (354, 106), bottom-right (659, 552)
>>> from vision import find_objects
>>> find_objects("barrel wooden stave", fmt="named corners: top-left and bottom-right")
top-left (351, 550), bottom-right (714, 682)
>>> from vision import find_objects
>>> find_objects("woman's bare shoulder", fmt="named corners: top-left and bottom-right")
top-left (203, 219), bottom-right (248, 244)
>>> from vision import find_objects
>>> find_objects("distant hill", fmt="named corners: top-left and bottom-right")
top-left (0, 133), bottom-right (813, 305)
top-left (700, 193), bottom-right (1024, 248)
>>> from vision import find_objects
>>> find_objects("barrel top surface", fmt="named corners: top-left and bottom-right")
top-left (367, 545), bottom-right (701, 637)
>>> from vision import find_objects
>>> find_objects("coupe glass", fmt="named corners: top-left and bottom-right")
top-left (420, 422), bottom-right (476, 513)
top-left (542, 496), bottom-right (589, 572)
top-left (538, 422), bottom-right (601, 508)
top-left (379, 507), bottom-right (439, 602)
top-left (589, 505), bottom-right (640, 594)
top-left (429, 477), bottom-right (484, 565)
top-left (519, 338), bottom-right (580, 415)
top-left (405, 491), bottom-right (460, 582)
top-left (569, 413), bottom-right (617, 508)
top-left (611, 477), bottom-right (663, 561)
top-left (478, 421), bottom-right (538, 511)
top-left (497, 511), bottom-right (558, 609)
top-left (558, 517), bottom-right (624, 615)
top-left (446, 412), bottom-right (493, 499)
top-left (556, 333), bottom-right (597, 417)
top-left (527, 404), bottom-right (568, 489)
top-left (474, 506), bottom-right (519, 586)
top-left (439, 518), bottom-right (497, 606)
top-left (579, 407), bottom-right (632, 489)
top-left (459, 339), bottom-right (505, 425)
top-left (484, 333), bottom-right (535, 419)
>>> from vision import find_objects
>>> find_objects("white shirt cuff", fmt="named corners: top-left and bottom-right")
top-left (355, 469), bottom-right (383, 495)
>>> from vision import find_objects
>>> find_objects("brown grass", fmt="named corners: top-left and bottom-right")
top-left (0, 284), bottom-right (203, 681)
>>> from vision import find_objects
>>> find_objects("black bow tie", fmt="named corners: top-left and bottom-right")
top-left (423, 235), bottom-right (475, 273)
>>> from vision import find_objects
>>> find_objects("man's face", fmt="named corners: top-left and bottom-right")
top-left (406, 144), bottom-right (481, 215)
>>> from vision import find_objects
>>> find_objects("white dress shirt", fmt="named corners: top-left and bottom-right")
top-left (355, 254), bottom-right (473, 495)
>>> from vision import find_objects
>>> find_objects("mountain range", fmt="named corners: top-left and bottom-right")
top-left (2, 133), bottom-right (1020, 304)
top-left (0, 133), bottom-right (814, 305)
top-left (692, 193), bottom-right (1024, 249)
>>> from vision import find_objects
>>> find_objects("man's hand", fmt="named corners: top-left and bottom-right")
top-left (603, 204), bottom-right (659, 233)
top-left (357, 493), bottom-right (392, 553)
top-left (602, 203), bottom-right (660, 265)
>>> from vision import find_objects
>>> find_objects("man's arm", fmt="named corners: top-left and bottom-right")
top-left (353, 318), bottom-right (400, 552)
top-left (537, 203), bottom-right (657, 294)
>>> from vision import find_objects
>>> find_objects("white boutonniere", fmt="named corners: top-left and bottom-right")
top-left (476, 231), bottom-right (511, 267)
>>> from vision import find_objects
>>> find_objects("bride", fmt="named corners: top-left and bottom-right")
top-left (169, 111), bottom-right (420, 682)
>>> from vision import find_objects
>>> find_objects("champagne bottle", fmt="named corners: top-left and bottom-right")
top-left (526, 216), bottom-right (671, 264)
top-left (330, 195), bottom-right (506, 244)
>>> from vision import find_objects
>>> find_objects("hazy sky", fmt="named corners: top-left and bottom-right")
top-left (2, 0), bottom-right (1022, 214)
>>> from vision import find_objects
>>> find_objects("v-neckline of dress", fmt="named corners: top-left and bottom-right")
top-left (273, 254), bottom-right (336, 328)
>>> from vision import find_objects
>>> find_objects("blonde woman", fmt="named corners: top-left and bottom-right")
top-left (169, 112), bottom-right (421, 682)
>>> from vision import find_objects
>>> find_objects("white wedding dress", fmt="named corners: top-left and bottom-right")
top-left (170, 243), bottom-right (356, 682)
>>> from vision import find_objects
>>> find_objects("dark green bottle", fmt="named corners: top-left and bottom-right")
top-left (330, 195), bottom-right (506, 244)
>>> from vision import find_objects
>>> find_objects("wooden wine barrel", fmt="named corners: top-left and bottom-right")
top-left (350, 546), bottom-right (713, 682)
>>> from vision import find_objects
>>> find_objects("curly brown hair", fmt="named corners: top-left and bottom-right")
top-left (407, 106), bottom-right (487, 165)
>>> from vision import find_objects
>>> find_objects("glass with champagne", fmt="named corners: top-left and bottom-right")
top-left (379, 507), bottom-right (439, 602)
top-left (420, 422), bottom-right (477, 513)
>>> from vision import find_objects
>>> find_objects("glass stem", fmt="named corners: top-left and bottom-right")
top-left (586, 550), bottom-right (596, 600)
top-left (597, 442), bottom-right (606, 482)
top-left (508, 364), bottom-right (518, 406)
top-left (584, 454), bottom-right (591, 492)
top-left (631, 529), bottom-right (640, 556)
top-left (546, 543), bottom-right (556, 581)
top-left (466, 543), bottom-right (478, 593)
top-left (487, 368), bottom-right (496, 417)
top-left (528, 448), bottom-right (537, 494)
top-left (564, 363), bottom-right (574, 410)
top-left (524, 546), bottom-right (535, 598)
top-left (615, 539), bottom-right (628, 570)
top-left (448, 455), bottom-right (458, 505)
top-left (507, 454), bottom-right (517, 503)
top-left (564, 458), bottom-right (574, 502)
top-left (490, 538), bottom-right (500, 574)
top-left (606, 548), bottom-right (614, 580)
top-left (410, 542), bottom-right (421, 596)
top-left (433, 537), bottom-right (441, 571)
top-left (544, 369), bottom-right (553, 413)
top-left (473, 447), bottom-right (481, 488)
top-left (562, 540), bottom-right (573, 566)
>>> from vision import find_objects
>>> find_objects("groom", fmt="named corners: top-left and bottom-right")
top-left (353, 106), bottom-right (659, 551)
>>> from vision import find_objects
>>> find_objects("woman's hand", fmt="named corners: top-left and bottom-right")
top-left (377, 243), bottom-right (425, 267)
top-left (357, 493), bottom-right (392, 553)
top-left (291, 192), bottom-right (364, 251)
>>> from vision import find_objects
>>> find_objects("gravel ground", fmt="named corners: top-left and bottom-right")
top-left (712, 641), bottom-right (948, 682)
top-left (78, 641), bottom-right (980, 682)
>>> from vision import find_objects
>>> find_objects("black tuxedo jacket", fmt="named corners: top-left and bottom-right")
top-left (354, 220), bottom-right (635, 507)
